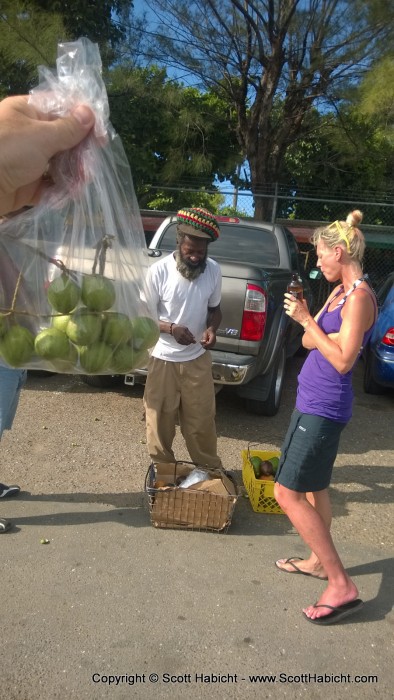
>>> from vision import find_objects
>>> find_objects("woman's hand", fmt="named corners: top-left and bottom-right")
top-left (283, 293), bottom-right (311, 328)
top-left (0, 96), bottom-right (95, 215)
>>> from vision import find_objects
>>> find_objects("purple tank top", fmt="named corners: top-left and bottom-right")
top-left (296, 283), bottom-right (376, 422)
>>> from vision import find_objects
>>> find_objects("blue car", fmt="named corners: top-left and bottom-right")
top-left (363, 272), bottom-right (394, 394)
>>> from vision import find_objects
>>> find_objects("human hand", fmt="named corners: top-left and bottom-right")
top-left (171, 324), bottom-right (196, 345)
top-left (283, 292), bottom-right (311, 328)
top-left (200, 327), bottom-right (216, 349)
top-left (0, 95), bottom-right (95, 215)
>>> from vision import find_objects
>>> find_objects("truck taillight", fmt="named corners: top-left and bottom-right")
top-left (240, 284), bottom-right (267, 341)
top-left (382, 327), bottom-right (394, 346)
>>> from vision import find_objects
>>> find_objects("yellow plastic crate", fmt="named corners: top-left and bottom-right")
top-left (241, 448), bottom-right (284, 514)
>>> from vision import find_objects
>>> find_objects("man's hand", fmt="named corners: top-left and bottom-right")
top-left (200, 327), bottom-right (217, 349)
top-left (0, 96), bottom-right (94, 215)
top-left (172, 324), bottom-right (196, 345)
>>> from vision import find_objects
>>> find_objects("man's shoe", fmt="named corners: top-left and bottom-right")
top-left (0, 483), bottom-right (20, 498)
top-left (0, 518), bottom-right (12, 533)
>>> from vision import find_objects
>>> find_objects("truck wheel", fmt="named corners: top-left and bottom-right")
top-left (244, 346), bottom-right (286, 416)
top-left (363, 352), bottom-right (384, 394)
top-left (81, 375), bottom-right (123, 389)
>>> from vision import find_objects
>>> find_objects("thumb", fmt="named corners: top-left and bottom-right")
top-left (45, 105), bottom-right (95, 157)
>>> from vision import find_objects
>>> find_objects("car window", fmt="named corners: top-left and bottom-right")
top-left (158, 222), bottom-right (280, 266)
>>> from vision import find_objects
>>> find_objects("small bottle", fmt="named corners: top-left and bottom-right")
top-left (287, 272), bottom-right (303, 300)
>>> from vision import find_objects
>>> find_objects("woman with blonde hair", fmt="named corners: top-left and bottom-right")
top-left (274, 210), bottom-right (377, 625)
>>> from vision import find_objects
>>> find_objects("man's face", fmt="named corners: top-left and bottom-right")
top-left (176, 235), bottom-right (208, 280)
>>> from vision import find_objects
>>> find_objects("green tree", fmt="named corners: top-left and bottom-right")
top-left (135, 0), bottom-right (394, 219)
top-left (0, 0), bottom-right (133, 96)
top-left (358, 56), bottom-right (394, 141)
top-left (108, 64), bottom-right (240, 209)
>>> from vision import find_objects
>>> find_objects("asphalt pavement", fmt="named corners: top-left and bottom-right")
top-left (1, 358), bottom-right (393, 699)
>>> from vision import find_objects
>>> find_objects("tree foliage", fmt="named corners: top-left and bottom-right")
top-left (0, 0), bottom-right (133, 96)
top-left (108, 64), bottom-right (240, 209)
top-left (137, 0), bottom-right (394, 218)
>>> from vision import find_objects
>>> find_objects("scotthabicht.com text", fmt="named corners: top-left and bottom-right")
top-left (92, 672), bottom-right (378, 686)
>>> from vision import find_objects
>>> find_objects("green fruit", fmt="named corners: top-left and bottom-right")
top-left (102, 312), bottom-right (133, 346)
top-left (0, 313), bottom-right (9, 337)
top-left (79, 342), bottom-right (113, 373)
top-left (269, 456), bottom-right (280, 474)
top-left (81, 275), bottom-right (116, 312)
top-left (250, 455), bottom-right (262, 479)
top-left (131, 316), bottom-right (160, 352)
top-left (66, 309), bottom-right (102, 345)
top-left (0, 325), bottom-right (35, 366)
top-left (52, 314), bottom-right (71, 333)
top-left (49, 343), bottom-right (78, 372)
top-left (47, 273), bottom-right (81, 313)
top-left (111, 345), bottom-right (147, 374)
top-left (34, 328), bottom-right (71, 360)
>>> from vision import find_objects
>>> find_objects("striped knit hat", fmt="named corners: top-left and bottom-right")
top-left (176, 207), bottom-right (220, 242)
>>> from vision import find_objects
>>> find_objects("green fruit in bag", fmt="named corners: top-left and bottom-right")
top-left (250, 455), bottom-right (262, 478)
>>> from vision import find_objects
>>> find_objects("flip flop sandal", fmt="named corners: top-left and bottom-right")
top-left (0, 518), bottom-right (12, 533)
top-left (275, 557), bottom-right (328, 580)
top-left (303, 599), bottom-right (364, 625)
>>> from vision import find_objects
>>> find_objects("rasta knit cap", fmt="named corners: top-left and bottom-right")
top-left (176, 207), bottom-right (220, 242)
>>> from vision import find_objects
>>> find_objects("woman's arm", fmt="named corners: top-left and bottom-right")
top-left (287, 289), bottom-right (375, 373)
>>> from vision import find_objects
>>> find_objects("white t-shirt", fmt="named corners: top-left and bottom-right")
top-left (148, 253), bottom-right (222, 362)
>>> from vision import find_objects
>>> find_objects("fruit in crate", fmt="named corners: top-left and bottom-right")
top-left (250, 455), bottom-right (262, 478)
top-left (79, 341), bottom-right (113, 373)
top-left (66, 309), bottom-right (102, 345)
top-left (34, 328), bottom-right (72, 360)
top-left (47, 273), bottom-right (81, 313)
top-left (0, 324), bottom-right (35, 366)
top-left (260, 460), bottom-right (275, 477)
top-left (102, 312), bottom-right (133, 346)
top-left (81, 274), bottom-right (116, 312)
top-left (269, 456), bottom-right (280, 474)
top-left (131, 316), bottom-right (160, 352)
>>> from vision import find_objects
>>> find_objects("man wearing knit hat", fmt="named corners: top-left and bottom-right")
top-left (143, 207), bottom-right (223, 469)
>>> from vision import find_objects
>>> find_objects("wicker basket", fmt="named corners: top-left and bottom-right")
top-left (242, 447), bottom-right (284, 514)
top-left (145, 461), bottom-right (238, 532)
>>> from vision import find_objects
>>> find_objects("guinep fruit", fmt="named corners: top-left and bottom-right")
top-left (47, 273), bottom-right (81, 313)
top-left (79, 342), bottom-right (113, 373)
top-left (111, 345), bottom-right (146, 374)
top-left (48, 343), bottom-right (78, 372)
top-left (0, 313), bottom-right (9, 337)
top-left (66, 309), bottom-right (102, 346)
top-left (81, 274), bottom-right (116, 312)
top-left (102, 312), bottom-right (133, 346)
top-left (52, 314), bottom-right (72, 333)
top-left (0, 325), bottom-right (35, 366)
top-left (34, 328), bottom-right (71, 360)
top-left (131, 316), bottom-right (159, 352)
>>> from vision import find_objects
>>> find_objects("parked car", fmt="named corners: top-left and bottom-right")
top-left (363, 272), bottom-right (394, 394)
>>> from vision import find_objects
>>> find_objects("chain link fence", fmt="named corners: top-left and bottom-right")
top-left (140, 184), bottom-right (394, 295)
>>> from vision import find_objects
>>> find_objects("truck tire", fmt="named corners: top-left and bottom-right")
top-left (81, 374), bottom-right (123, 389)
top-left (244, 346), bottom-right (286, 416)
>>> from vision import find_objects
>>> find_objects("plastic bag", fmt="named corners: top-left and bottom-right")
top-left (0, 38), bottom-right (158, 375)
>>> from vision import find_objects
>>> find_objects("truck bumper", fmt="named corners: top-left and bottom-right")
top-left (123, 352), bottom-right (257, 387)
top-left (211, 351), bottom-right (256, 385)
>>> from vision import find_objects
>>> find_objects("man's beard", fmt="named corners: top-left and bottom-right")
top-left (175, 249), bottom-right (207, 280)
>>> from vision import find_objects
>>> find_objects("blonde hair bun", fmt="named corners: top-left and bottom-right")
top-left (346, 209), bottom-right (363, 227)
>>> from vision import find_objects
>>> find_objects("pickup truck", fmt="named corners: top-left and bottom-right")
top-left (83, 215), bottom-right (313, 416)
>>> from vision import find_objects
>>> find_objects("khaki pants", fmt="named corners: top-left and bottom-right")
top-left (143, 352), bottom-right (222, 469)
